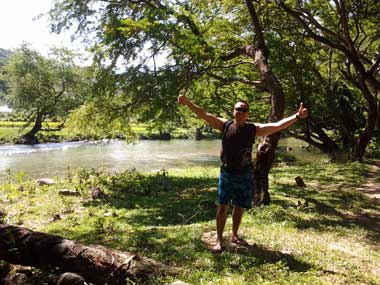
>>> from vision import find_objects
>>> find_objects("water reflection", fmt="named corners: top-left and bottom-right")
top-left (0, 138), bottom-right (326, 181)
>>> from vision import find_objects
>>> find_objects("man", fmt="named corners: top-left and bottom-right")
top-left (177, 91), bottom-right (308, 251)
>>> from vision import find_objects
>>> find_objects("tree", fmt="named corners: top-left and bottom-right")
top-left (46, 0), bottom-right (297, 205)
top-left (47, 1), bottom-right (380, 160)
top-left (1, 44), bottom-right (89, 143)
top-left (0, 48), bottom-right (12, 104)
top-left (45, 0), bottom-right (380, 208)
top-left (275, 0), bottom-right (380, 161)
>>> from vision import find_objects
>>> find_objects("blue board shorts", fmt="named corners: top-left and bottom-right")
top-left (217, 171), bottom-right (253, 209)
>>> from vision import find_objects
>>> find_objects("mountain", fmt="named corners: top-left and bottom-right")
top-left (0, 48), bottom-right (12, 103)
top-left (0, 48), bottom-right (12, 66)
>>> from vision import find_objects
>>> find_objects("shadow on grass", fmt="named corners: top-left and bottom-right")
top-left (201, 231), bottom-right (311, 273)
top-left (83, 175), bottom-right (218, 227)
top-left (268, 162), bottom-right (380, 244)
top-left (224, 243), bottom-right (311, 272)
top-left (294, 197), bottom-right (380, 243)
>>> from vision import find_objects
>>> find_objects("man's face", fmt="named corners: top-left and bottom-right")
top-left (233, 102), bottom-right (249, 124)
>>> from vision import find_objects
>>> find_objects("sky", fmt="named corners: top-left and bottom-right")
top-left (0, 0), bottom-right (82, 55)
top-left (0, 0), bottom-right (84, 108)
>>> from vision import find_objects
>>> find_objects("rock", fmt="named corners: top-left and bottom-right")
top-left (56, 272), bottom-right (86, 285)
top-left (171, 281), bottom-right (191, 285)
top-left (59, 189), bottom-right (80, 196)
top-left (2, 272), bottom-right (33, 285)
top-left (90, 186), bottom-right (108, 200)
top-left (35, 178), bottom-right (55, 186)
top-left (295, 176), bottom-right (306, 187)
top-left (51, 214), bottom-right (61, 222)
top-left (104, 211), bottom-right (117, 217)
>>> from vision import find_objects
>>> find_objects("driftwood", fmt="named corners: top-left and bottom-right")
top-left (0, 224), bottom-right (169, 284)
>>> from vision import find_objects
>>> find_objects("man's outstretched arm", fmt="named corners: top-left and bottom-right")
top-left (178, 90), bottom-right (227, 131)
top-left (255, 103), bottom-right (309, 137)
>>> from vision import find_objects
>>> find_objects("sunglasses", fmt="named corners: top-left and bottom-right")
top-left (235, 107), bottom-right (248, 113)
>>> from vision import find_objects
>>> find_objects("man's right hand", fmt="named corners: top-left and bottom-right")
top-left (177, 89), bottom-right (188, 105)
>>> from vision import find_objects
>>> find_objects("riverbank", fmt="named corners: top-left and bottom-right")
top-left (0, 139), bottom-right (326, 183)
top-left (0, 121), bottom-right (220, 145)
top-left (1, 162), bottom-right (379, 284)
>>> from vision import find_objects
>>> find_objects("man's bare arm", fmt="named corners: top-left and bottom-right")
top-left (178, 91), bottom-right (226, 131)
top-left (256, 103), bottom-right (309, 137)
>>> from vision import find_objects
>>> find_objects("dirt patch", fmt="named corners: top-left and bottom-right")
top-left (201, 231), bottom-right (311, 271)
top-left (357, 162), bottom-right (380, 200)
top-left (201, 231), bottom-right (252, 252)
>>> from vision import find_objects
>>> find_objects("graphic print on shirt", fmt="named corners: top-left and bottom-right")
top-left (240, 147), bottom-right (253, 168)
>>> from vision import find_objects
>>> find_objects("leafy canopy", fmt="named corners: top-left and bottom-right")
top-left (1, 44), bottom-right (89, 125)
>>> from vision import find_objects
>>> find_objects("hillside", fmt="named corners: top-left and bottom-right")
top-left (0, 48), bottom-right (11, 66)
top-left (0, 48), bottom-right (12, 104)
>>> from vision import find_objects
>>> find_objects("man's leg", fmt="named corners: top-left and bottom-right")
top-left (214, 204), bottom-right (229, 251)
top-left (231, 206), bottom-right (244, 242)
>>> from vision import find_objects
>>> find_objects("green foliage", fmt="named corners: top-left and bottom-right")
top-left (366, 137), bottom-right (380, 158)
top-left (45, 0), bottom-right (380, 160)
top-left (64, 101), bottom-right (135, 140)
top-left (0, 44), bottom-right (89, 136)
top-left (46, 0), bottom-right (276, 130)
top-left (0, 48), bottom-right (12, 103)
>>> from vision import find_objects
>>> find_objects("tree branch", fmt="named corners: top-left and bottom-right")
top-left (245, 0), bottom-right (268, 57)
top-left (368, 56), bottom-right (380, 77)
top-left (277, 1), bottom-right (347, 53)
top-left (219, 47), bottom-right (247, 61)
top-left (208, 72), bottom-right (268, 91)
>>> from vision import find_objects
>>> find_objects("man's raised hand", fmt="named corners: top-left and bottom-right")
top-left (297, 102), bottom-right (309, 119)
top-left (177, 89), bottom-right (188, 105)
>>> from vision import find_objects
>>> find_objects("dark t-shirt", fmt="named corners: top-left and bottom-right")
top-left (221, 120), bottom-right (256, 174)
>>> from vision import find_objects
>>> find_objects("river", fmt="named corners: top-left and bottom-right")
top-left (0, 138), bottom-right (326, 181)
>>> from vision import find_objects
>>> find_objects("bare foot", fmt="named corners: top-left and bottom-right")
top-left (230, 236), bottom-right (249, 246)
top-left (212, 241), bottom-right (223, 252)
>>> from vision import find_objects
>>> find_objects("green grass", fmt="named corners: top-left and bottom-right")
top-left (1, 162), bottom-right (379, 284)
top-left (0, 121), bottom-right (64, 143)
top-left (0, 121), bottom-right (217, 143)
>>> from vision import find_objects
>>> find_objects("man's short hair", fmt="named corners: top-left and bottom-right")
top-left (236, 99), bottom-right (249, 110)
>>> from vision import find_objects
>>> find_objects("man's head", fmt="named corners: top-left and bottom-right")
top-left (233, 100), bottom-right (249, 125)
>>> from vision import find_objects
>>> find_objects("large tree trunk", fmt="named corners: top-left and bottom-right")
top-left (22, 113), bottom-right (44, 144)
top-left (352, 79), bottom-right (378, 162)
top-left (220, 2), bottom-right (293, 205)
top-left (290, 119), bottom-right (339, 160)
top-left (376, 99), bottom-right (380, 132)
top-left (252, 138), bottom-right (272, 205)
top-left (245, 0), bottom-right (285, 205)
top-left (353, 98), bottom-right (377, 162)
top-left (0, 224), bottom-right (168, 285)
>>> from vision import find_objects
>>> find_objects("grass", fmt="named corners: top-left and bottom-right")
top-left (0, 121), bottom-right (63, 143)
top-left (0, 121), bottom-right (219, 143)
top-left (1, 162), bottom-right (379, 284)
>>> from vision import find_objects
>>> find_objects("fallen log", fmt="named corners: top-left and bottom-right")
top-left (0, 224), bottom-right (168, 284)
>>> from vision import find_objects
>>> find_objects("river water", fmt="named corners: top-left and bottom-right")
top-left (0, 138), bottom-right (326, 181)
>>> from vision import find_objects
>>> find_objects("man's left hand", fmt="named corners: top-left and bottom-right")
top-left (297, 102), bottom-right (309, 119)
